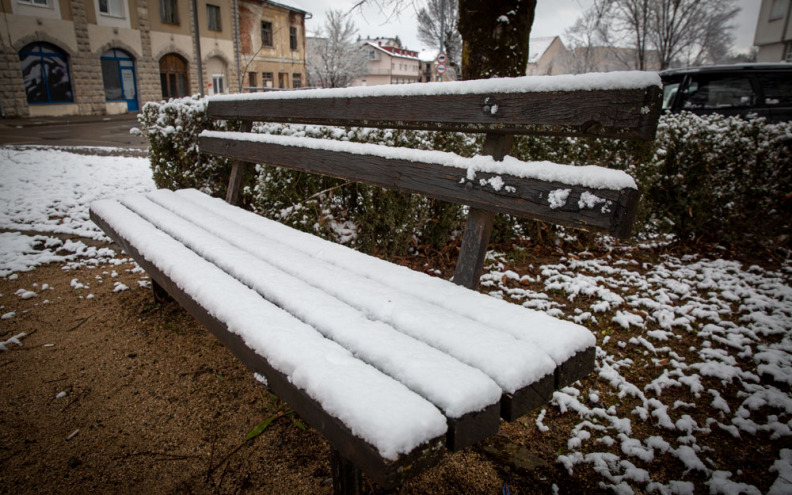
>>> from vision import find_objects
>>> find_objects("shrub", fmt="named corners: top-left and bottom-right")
top-left (250, 124), bottom-right (470, 256)
top-left (138, 96), bottom-right (792, 253)
top-left (137, 95), bottom-right (235, 197)
top-left (640, 112), bottom-right (791, 248)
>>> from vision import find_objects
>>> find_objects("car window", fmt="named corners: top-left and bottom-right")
top-left (756, 73), bottom-right (792, 106)
top-left (679, 75), bottom-right (755, 109)
top-left (662, 82), bottom-right (680, 110)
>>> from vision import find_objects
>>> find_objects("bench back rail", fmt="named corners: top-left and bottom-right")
top-left (207, 84), bottom-right (661, 140)
top-left (202, 74), bottom-right (661, 290)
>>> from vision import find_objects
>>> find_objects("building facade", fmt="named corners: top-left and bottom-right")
top-left (525, 36), bottom-right (569, 76)
top-left (0, 0), bottom-right (308, 118)
top-left (238, 0), bottom-right (307, 90)
top-left (351, 38), bottom-right (419, 87)
top-left (754, 0), bottom-right (792, 62)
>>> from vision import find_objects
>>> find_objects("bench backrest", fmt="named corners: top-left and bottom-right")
top-left (200, 72), bottom-right (662, 289)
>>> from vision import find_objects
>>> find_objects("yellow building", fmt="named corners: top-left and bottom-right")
top-left (238, 0), bottom-right (308, 90)
top-left (0, 0), bottom-right (309, 117)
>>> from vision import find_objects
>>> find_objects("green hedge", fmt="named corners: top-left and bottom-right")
top-left (138, 96), bottom-right (792, 253)
top-left (138, 95), bottom-right (235, 199)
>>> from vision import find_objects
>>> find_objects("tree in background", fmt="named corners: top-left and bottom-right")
top-left (570, 0), bottom-right (740, 71)
top-left (650, 0), bottom-right (739, 68)
top-left (306, 10), bottom-right (368, 88)
top-left (564, 1), bottom-right (612, 73)
top-left (458, 0), bottom-right (537, 80)
top-left (352, 0), bottom-right (536, 80)
top-left (417, 0), bottom-right (462, 80)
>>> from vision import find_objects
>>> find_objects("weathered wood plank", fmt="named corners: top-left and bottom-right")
top-left (500, 373), bottom-right (556, 421)
top-left (200, 135), bottom-right (640, 238)
top-left (499, 345), bottom-right (596, 421)
top-left (225, 120), bottom-right (253, 205)
top-left (90, 209), bottom-right (447, 489)
top-left (207, 86), bottom-right (662, 140)
top-left (331, 448), bottom-right (363, 495)
top-left (446, 402), bottom-right (500, 451)
top-left (453, 133), bottom-right (512, 290)
top-left (555, 346), bottom-right (597, 389)
top-left (453, 208), bottom-right (496, 290)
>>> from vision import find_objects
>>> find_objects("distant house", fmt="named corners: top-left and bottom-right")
top-left (754, 0), bottom-right (792, 62)
top-left (525, 36), bottom-right (569, 75)
top-left (569, 46), bottom-right (661, 73)
top-left (351, 38), bottom-right (419, 86)
top-left (418, 49), bottom-right (439, 82)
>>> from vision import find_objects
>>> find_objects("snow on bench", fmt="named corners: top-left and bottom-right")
top-left (94, 72), bottom-right (661, 493)
top-left (91, 189), bottom-right (595, 485)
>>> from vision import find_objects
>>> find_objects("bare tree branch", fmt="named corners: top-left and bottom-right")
top-left (306, 10), bottom-right (369, 88)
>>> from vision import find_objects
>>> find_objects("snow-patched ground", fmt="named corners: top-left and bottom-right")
top-left (0, 146), bottom-right (790, 493)
top-left (0, 146), bottom-right (154, 276)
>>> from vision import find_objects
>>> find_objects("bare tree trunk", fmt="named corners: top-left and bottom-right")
top-left (458, 0), bottom-right (537, 80)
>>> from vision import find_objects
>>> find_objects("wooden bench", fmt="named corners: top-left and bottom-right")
top-left (90, 72), bottom-right (661, 493)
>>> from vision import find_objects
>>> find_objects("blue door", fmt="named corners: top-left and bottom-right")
top-left (100, 49), bottom-right (139, 112)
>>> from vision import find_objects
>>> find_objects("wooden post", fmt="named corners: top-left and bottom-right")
top-left (331, 448), bottom-right (363, 495)
top-left (452, 133), bottom-right (513, 290)
top-left (225, 120), bottom-right (253, 205)
top-left (151, 280), bottom-right (172, 304)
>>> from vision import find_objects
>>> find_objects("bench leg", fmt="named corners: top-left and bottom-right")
top-left (331, 448), bottom-right (363, 495)
top-left (225, 121), bottom-right (253, 206)
top-left (151, 280), bottom-right (173, 304)
top-left (453, 208), bottom-right (495, 290)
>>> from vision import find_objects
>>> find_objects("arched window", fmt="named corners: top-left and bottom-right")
top-left (18, 42), bottom-right (73, 104)
top-left (159, 53), bottom-right (189, 99)
top-left (206, 56), bottom-right (227, 95)
top-left (101, 48), bottom-right (138, 111)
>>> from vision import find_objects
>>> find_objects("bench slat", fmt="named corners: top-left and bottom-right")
top-left (90, 200), bottom-right (449, 487)
top-left (199, 133), bottom-right (640, 239)
top-left (177, 189), bottom-right (595, 367)
top-left (120, 193), bottom-right (503, 449)
top-left (145, 189), bottom-right (557, 395)
top-left (170, 190), bottom-right (596, 419)
top-left (207, 84), bottom-right (661, 140)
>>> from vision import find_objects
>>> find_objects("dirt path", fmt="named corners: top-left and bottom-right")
top-left (0, 261), bottom-right (513, 494)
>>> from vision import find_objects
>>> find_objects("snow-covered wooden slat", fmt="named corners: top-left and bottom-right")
top-left (170, 189), bottom-right (597, 420)
top-left (119, 192), bottom-right (504, 449)
top-left (144, 190), bottom-right (555, 388)
top-left (206, 72), bottom-right (662, 140)
top-left (89, 199), bottom-right (449, 488)
top-left (199, 131), bottom-right (640, 239)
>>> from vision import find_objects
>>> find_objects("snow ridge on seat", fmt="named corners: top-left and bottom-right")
top-left (175, 188), bottom-right (595, 366)
top-left (147, 189), bottom-right (557, 393)
top-left (119, 193), bottom-right (502, 419)
top-left (90, 198), bottom-right (448, 460)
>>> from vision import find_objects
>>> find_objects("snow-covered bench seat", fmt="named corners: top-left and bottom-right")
top-left (92, 73), bottom-right (661, 492)
top-left (91, 187), bottom-right (597, 487)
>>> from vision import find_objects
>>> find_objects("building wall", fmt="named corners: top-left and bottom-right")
top-left (526, 37), bottom-right (569, 76)
top-left (238, 0), bottom-right (305, 90)
top-left (351, 42), bottom-right (419, 87)
top-left (755, 0), bottom-right (792, 62)
top-left (0, 0), bottom-right (304, 117)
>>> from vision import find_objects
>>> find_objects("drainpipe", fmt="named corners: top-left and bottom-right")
top-left (192, 0), bottom-right (204, 96)
top-left (233, 0), bottom-right (241, 91)
top-left (439, 0), bottom-right (445, 82)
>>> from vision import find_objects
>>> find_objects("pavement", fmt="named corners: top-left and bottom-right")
top-left (0, 112), bottom-right (148, 149)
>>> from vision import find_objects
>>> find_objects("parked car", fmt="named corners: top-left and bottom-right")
top-left (660, 64), bottom-right (792, 123)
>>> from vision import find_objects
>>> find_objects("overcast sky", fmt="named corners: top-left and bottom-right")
top-left (287, 0), bottom-right (761, 56)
